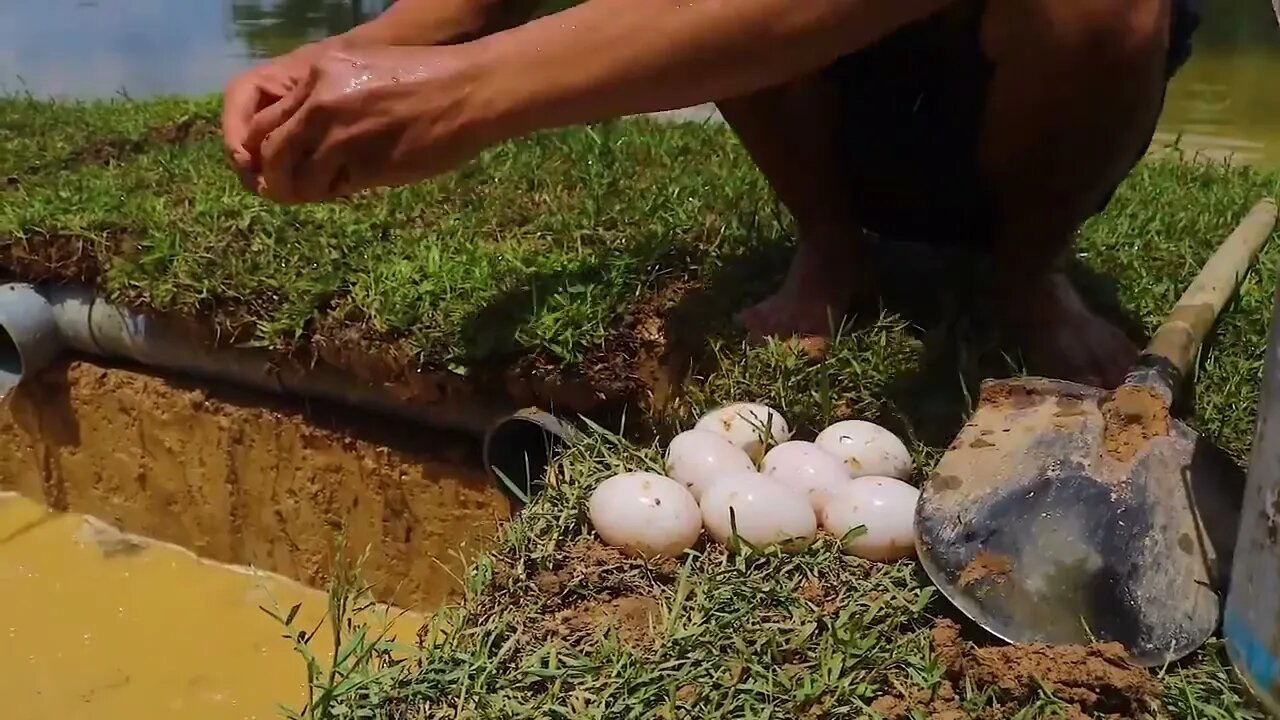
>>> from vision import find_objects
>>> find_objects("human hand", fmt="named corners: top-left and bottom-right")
top-left (220, 42), bottom-right (334, 190)
top-left (246, 44), bottom-right (494, 204)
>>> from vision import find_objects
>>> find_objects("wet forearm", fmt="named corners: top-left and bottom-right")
top-left (469, 0), bottom-right (947, 138)
top-left (338, 0), bottom-right (532, 47)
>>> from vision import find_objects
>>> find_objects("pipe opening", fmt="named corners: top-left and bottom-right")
top-left (0, 324), bottom-right (22, 398)
top-left (484, 412), bottom-right (574, 507)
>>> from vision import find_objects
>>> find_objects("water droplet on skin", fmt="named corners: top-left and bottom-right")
top-left (391, 76), bottom-right (400, 83)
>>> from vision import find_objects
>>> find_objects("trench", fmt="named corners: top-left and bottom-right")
top-left (0, 358), bottom-right (512, 719)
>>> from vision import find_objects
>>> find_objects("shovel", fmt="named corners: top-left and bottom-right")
top-left (915, 199), bottom-right (1278, 667)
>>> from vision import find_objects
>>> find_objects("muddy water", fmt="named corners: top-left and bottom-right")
top-left (0, 361), bottom-right (511, 609)
top-left (1153, 0), bottom-right (1280, 165)
top-left (0, 491), bottom-right (421, 720)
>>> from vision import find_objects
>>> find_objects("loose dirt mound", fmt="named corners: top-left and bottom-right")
top-left (544, 595), bottom-right (663, 649)
top-left (480, 539), bottom-right (678, 652)
top-left (872, 620), bottom-right (1159, 719)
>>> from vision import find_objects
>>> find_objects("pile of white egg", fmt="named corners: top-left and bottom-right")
top-left (587, 402), bottom-right (920, 563)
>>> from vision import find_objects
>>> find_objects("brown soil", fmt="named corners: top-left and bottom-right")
top-left (0, 229), bottom-right (130, 284)
top-left (478, 539), bottom-right (679, 651)
top-left (872, 621), bottom-right (1160, 719)
top-left (65, 117), bottom-right (218, 170)
top-left (0, 360), bottom-right (510, 609)
top-left (525, 539), bottom-right (681, 602)
top-left (1101, 384), bottom-right (1171, 463)
top-left (308, 274), bottom-right (703, 427)
top-left (978, 381), bottom-right (1046, 411)
top-left (544, 595), bottom-right (663, 649)
top-left (958, 551), bottom-right (1012, 587)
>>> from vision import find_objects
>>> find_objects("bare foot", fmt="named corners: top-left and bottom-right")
top-left (738, 231), bottom-right (870, 339)
top-left (1004, 272), bottom-right (1138, 388)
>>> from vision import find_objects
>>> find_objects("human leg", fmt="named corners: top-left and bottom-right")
top-left (978, 0), bottom-right (1183, 387)
top-left (721, 1), bottom-right (1000, 338)
top-left (716, 76), bottom-right (872, 338)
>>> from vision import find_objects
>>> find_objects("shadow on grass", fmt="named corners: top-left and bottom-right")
top-left (876, 243), bottom-right (1151, 448)
top-left (662, 232), bottom-right (1151, 450)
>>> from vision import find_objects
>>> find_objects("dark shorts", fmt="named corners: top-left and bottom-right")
top-left (827, 0), bottom-right (1202, 248)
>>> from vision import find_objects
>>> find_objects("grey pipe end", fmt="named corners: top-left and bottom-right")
top-left (0, 284), bottom-right (64, 401)
top-left (482, 409), bottom-right (578, 506)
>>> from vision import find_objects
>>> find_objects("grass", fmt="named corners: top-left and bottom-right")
top-left (283, 426), bottom-right (1263, 720)
top-left (5, 96), bottom-right (1280, 717)
top-left (1, 94), bottom-right (786, 394)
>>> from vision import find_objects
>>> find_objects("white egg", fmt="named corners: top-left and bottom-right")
top-left (820, 476), bottom-right (920, 562)
top-left (694, 402), bottom-right (792, 462)
top-left (700, 471), bottom-right (817, 552)
top-left (664, 429), bottom-right (757, 501)
top-left (815, 420), bottom-right (913, 480)
top-left (588, 472), bottom-right (702, 559)
top-left (760, 440), bottom-right (849, 514)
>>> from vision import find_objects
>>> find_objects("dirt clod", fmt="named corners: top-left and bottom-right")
top-left (979, 381), bottom-right (1044, 411)
top-left (504, 539), bottom-right (678, 652)
top-left (958, 551), bottom-right (1012, 587)
top-left (1101, 384), bottom-right (1171, 463)
top-left (873, 622), bottom-right (1158, 718)
top-left (546, 595), bottom-right (663, 649)
top-left (957, 619), bottom-right (1155, 717)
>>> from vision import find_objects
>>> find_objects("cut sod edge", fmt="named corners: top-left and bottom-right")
top-left (0, 282), bottom-right (580, 494)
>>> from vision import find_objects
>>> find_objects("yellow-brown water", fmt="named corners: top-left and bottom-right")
top-left (1154, 0), bottom-right (1280, 165)
top-left (0, 492), bottom-right (422, 720)
top-left (0, 360), bottom-right (508, 719)
top-left (0, 361), bottom-right (510, 610)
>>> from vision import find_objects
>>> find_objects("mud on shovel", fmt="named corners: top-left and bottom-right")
top-left (916, 199), bottom-right (1279, 667)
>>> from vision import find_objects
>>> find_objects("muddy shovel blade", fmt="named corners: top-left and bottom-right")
top-left (915, 377), bottom-right (1241, 666)
top-left (915, 199), bottom-right (1277, 667)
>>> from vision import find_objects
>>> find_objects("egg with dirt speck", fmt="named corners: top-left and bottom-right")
top-left (699, 471), bottom-right (816, 552)
top-left (760, 440), bottom-right (848, 514)
top-left (664, 429), bottom-right (756, 501)
top-left (815, 420), bottom-right (913, 480)
top-left (588, 472), bottom-right (701, 559)
top-left (694, 403), bottom-right (791, 462)
top-left (820, 476), bottom-right (919, 562)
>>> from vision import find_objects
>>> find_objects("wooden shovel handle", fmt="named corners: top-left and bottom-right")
top-left (1145, 199), bottom-right (1278, 377)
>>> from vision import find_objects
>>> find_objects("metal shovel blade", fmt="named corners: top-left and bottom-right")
top-left (915, 376), bottom-right (1241, 667)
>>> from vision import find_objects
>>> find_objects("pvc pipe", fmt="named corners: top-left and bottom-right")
top-left (0, 284), bottom-right (63, 401)
top-left (3, 282), bottom-right (580, 496)
top-left (0, 283), bottom-right (517, 435)
top-left (482, 408), bottom-right (580, 506)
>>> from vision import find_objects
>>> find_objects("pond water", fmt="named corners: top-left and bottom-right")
top-left (0, 0), bottom-right (1277, 164)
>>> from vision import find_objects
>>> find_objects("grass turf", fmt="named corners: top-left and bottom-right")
top-left (5, 96), bottom-right (1280, 717)
top-left (293, 427), bottom-right (1258, 720)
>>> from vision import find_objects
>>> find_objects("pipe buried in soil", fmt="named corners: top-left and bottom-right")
top-left (0, 284), bottom-right (62, 400)
top-left (483, 408), bottom-right (581, 506)
top-left (0, 283), bottom-right (573, 493)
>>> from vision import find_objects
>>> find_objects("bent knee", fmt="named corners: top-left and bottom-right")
top-left (986, 0), bottom-right (1169, 65)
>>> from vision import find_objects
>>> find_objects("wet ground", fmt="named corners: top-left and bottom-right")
top-left (1, 0), bottom-right (1277, 164)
